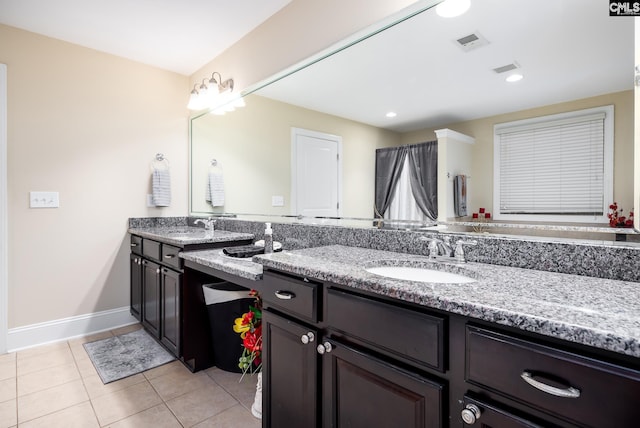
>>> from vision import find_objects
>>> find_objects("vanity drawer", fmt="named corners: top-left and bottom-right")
top-left (261, 271), bottom-right (320, 323)
top-left (130, 235), bottom-right (142, 255)
top-left (466, 326), bottom-right (640, 428)
top-left (161, 244), bottom-right (181, 270)
top-left (327, 288), bottom-right (445, 372)
top-left (142, 239), bottom-right (161, 262)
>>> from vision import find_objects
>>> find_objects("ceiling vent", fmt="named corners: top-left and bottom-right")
top-left (455, 32), bottom-right (489, 52)
top-left (493, 62), bottom-right (520, 74)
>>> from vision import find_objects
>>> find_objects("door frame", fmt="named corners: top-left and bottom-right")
top-left (290, 127), bottom-right (343, 217)
top-left (0, 64), bottom-right (7, 353)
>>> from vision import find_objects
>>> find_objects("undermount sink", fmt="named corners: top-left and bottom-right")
top-left (365, 265), bottom-right (476, 284)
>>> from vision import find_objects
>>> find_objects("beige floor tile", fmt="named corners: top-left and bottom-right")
top-left (17, 379), bottom-right (88, 423)
top-left (0, 399), bottom-right (17, 428)
top-left (16, 342), bottom-right (70, 360)
top-left (0, 377), bottom-right (16, 402)
top-left (105, 403), bottom-right (182, 428)
top-left (110, 323), bottom-right (143, 337)
top-left (143, 360), bottom-right (186, 381)
top-left (18, 401), bottom-right (99, 428)
top-left (192, 404), bottom-right (261, 428)
top-left (206, 367), bottom-right (259, 410)
top-left (17, 347), bottom-right (75, 376)
top-left (75, 356), bottom-right (100, 379)
top-left (18, 363), bottom-right (80, 396)
top-left (165, 382), bottom-right (238, 427)
top-left (0, 353), bottom-right (15, 364)
top-left (148, 367), bottom-right (214, 402)
top-left (0, 360), bottom-right (16, 381)
top-left (82, 372), bottom-right (146, 399)
top-left (91, 380), bottom-right (162, 426)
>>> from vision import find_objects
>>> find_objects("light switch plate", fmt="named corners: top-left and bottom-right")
top-left (29, 191), bottom-right (60, 208)
top-left (272, 195), bottom-right (285, 207)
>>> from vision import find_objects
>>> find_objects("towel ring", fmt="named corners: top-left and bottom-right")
top-left (151, 153), bottom-right (170, 171)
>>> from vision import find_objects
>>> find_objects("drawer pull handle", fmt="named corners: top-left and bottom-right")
top-left (521, 371), bottom-right (581, 398)
top-left (130, 243), bottom-right (138, 247)
top-left (164, 254), bottom-right (176, 259)
top-left (274, 290), bottom-right (296, 300)
top-left (317, 341), bottom-right (333, 355)
top-left (460, 404), bottom-right (481, 425)
top-left (300, 332), bottom-right (315, 344)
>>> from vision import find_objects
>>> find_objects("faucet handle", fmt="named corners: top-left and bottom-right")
top-left (454, 239), bottom-right (477, 263)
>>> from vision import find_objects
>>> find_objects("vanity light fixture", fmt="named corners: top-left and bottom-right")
top-left (436, 0), bottom-right (471, 18)
top-left (506, 73), bottom-right (524, 83)
top-left (187, 71), bottom-right (240, 111)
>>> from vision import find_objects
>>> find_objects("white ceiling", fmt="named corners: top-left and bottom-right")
top-left (0, 0), bottom-right (292, 75)
top-left (258, 0), bottom-right (634, 132)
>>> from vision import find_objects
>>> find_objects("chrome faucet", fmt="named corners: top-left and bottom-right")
top-left (194, 218), bottom-right (216, 233)
top-left (423, 236), bottom-right (477, 263)
top-left (454, 239), bottom-right (478, 263)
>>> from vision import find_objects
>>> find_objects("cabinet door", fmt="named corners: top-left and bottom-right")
top-left (129, 254), bottom-right (142, 321)
top-left (142, 260), bottom-right (161, 338)
top-left (263, 310), bottom-right (319, 428)
top-left (322, 338), bottom-right (443, 428)
top-left (161, 267), bottom-right (182, 357)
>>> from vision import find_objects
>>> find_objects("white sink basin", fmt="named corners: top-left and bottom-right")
top-left (365, 266), bottom-right (476, 284)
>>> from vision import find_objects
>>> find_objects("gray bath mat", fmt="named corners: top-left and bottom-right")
top-left (83, 328), bottom-right (175, 384)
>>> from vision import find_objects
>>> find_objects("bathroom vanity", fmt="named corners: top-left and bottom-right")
top-left (252, 245), bottom-right (640, 428)
top-left (128, 220), bottom-right (253, 370)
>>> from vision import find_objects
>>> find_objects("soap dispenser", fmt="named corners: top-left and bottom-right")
top-left (264, 222), bottom-right (274, 254)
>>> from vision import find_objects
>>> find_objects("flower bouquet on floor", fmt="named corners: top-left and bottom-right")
top-left (233, 289), bottom-right (262, 377)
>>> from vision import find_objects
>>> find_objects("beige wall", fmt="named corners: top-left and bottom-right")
top-left (401, 91), bottom-right (634, 217)
top-left (191, 95), bottom-right (400, 218)
top-left (1, 24), bottom-right (189, 328)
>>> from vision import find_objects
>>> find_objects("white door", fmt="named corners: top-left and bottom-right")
top-left (291, 128), bottom-right (342, 217)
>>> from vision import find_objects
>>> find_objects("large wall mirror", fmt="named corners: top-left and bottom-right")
top-left (190, 0), bottom-right (637, 238)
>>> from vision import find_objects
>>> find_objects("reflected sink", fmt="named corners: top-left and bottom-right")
top-left (365, 266), bottom-right (476, 284)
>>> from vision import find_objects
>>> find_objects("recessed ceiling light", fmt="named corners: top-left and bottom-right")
top-left (386, 112), bottom-right (397, 118)
top-left (506, 73), bottom-right (524, 83)
top-left (436, 0), bottom-right (471, 18)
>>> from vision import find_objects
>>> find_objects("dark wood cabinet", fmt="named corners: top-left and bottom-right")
top-left (141, 259), bottom-right (161, 338)
top-left (160, 267), bottom-right (182, 356)
top-left (263, 310), bottom-right (319, 428)
top-left (129, 253), bottom-right (142, 321)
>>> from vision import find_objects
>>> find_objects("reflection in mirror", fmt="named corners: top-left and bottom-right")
top-left (190, 0), bottom-right (636, 240)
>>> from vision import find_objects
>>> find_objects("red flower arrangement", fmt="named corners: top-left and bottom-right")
top-left (607, 202), bottom-right (634, 228)
top-left (233, 290), bottom-right (262, 376)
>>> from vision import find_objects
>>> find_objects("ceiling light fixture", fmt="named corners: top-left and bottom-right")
top-left (436, 0), bottom-right (471, 18)
top-left (187, 72), bottom-right (241, 112)
top-left (386, 112), bottom-right (397, 118)
top-left (506, 73), bottom-right (524, 83)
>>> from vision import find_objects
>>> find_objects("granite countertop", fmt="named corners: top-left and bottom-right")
top-left (128, 226), bottom-right (254, 246)
top-left (180, 249), bottom-right (263, 281)
top-left (254, 245), bottom-right (640, 358)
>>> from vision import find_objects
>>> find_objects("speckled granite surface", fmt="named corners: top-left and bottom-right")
top-left (128, 226), bottom-right (253, 247)
top-left (254, 245), bottom-right (640, 358)
top-left (180, 249), bottom-right (263, 281)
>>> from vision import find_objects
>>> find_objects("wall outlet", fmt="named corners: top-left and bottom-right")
top-left (147, 194), bottom-right (155, 207)
top-left (272, 195), bottom-right (285, 207)
top-left (29, 191), bottom-right (60, 208)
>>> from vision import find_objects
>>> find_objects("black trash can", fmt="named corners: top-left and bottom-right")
top-left (202, 282), bottom-right (254, 373)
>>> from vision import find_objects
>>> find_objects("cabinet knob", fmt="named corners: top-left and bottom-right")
top-left (317, 341), bottom-right (333, 355)
top-left (156, 268), bottom-right (160, 274)
top-left (300, 332), bottom-right (315, 344)
top-left (461, 404), bottom-right (481, 425)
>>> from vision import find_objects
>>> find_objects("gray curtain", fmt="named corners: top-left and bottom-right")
top-left (407, 141), bottom-right (438, 220)
top-left (374, 146), bottom-right (408, 218)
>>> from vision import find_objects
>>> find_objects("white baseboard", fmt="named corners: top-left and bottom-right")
top-left (7, 306), bottom-right (138, 352)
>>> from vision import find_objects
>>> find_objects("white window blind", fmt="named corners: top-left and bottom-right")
top-left (494, 106), bottom-right (613, 222)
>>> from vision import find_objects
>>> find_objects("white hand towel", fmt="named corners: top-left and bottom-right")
top-left (206, 171), bottom-right (225, 207)
top-left (152, 169), bottom-right (171, 207)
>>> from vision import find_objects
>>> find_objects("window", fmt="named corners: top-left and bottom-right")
top-left (493, 105), bottom-right (613, 223)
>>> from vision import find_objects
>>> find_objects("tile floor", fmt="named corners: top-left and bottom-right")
top-left (0, 324), bottom-right (261, 427)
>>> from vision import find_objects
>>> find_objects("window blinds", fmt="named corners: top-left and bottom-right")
top-left (496, 112), bottom-right (606, 215)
